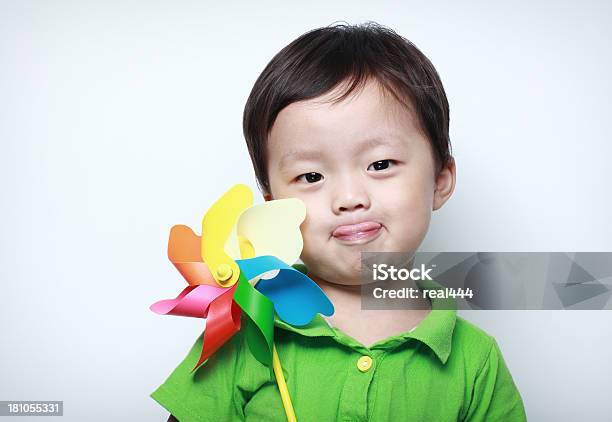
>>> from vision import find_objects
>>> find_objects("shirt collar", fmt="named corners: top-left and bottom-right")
top-left (274, 267), bottom-right (457, 365)
top-left (409, 278), bottom-right (457, 364)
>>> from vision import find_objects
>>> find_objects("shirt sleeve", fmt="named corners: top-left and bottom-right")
top-left (464, 338), bottom-right (527, 422)
top-left (150, 327), bottom-right (267, 422)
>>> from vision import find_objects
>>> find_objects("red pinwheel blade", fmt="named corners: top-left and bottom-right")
top-left (192, 284), bottom-right (241, 372)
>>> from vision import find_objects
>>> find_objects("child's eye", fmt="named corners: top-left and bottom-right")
top-left (297, 172), bottom-right (324, 184)
top-left (367, 159), bottom-right (394, 171)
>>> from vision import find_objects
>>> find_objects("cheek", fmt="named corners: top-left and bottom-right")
top-left (380, 177), bottom-right (433, 239)
top-left (386, 189), bottom-right (431, 218)
top-left (298, 199), bottom-right (327, 246)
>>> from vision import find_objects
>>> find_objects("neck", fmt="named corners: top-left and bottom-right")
top-left (310, 274), bottom-right (362, 307)
top-left (310, 272), bottom-right (431, 320)
top-left (309, 272), bottom-right (432, 347)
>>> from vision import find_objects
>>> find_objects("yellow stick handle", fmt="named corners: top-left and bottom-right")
top-left (272, 343), bottom-right (297, 422)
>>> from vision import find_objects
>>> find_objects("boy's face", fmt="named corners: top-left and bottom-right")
top-left (265, 79), bottom-right (455, 285)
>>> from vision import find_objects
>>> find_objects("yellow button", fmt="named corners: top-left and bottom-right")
top-left (357, 355), bottom-right (373, 372)
top-left (215, 264), bottom-right (233, 281)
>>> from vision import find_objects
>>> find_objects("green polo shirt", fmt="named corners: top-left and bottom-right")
top-left (151, 273), bottom-right (526, 421)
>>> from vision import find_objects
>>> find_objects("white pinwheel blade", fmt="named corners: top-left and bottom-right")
top-left (236, 198), bottom-right (306, 265)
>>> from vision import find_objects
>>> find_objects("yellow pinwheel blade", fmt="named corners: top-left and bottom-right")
top-left (236, 198), bottom-right (306, 265)
top-left (224, 224), bottom-right (241, 260)
top-left (202, 184), bottom-right (253, 286)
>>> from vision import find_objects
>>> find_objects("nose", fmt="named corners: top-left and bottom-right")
top-left (331, 177), bottom-right (371, 214)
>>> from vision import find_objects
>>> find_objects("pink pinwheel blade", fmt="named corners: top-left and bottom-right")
top-left (150, 284), bottom-right (228, 318)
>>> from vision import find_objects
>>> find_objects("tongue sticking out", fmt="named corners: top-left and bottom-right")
top-left (333, 222), bottom-right (382, 238)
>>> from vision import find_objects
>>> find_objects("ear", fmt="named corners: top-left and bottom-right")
top-left (433, 157), bottom-right (456, 211)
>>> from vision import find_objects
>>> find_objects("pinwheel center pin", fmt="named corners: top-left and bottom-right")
top-left (215, 264), bottom-right (233, 281)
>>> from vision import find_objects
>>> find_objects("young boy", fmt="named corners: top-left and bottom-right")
top-left (152, 23), bottom-right (527, 421)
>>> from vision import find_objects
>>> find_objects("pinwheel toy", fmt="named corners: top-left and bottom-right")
top-left (150, 184), bottom-right (334, 422)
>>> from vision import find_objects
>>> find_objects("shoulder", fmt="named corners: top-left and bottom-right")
top-left (453, 316), bottom-right (495, 348)
top-left (162, 315), bottom-right (266, 381)
top-left (450, 316), bottom-right (498, 370)
top-left (451, 317), bottom-right (527, 420)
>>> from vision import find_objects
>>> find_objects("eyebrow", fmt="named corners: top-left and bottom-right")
top-left (278, 135), bottom-right (404, 171)
top-left (278, 149), bottom-right (324, 171)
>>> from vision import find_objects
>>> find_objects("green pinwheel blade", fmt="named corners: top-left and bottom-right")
top-left (244, 321), bottom-right (274, 379)
top-left (233, 272), bottom-right (275, 369)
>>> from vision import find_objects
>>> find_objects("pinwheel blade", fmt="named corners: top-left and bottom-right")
top-left (236, 198), bottom-right (305, 265)
top-left (201, 184), bottom-right (253, 287)
top-left (150, 284), bottom-right (227, 318)
top-left (192, 284), bottom-right (241, 372)
top-left (237, 256), bottom-right (334, 326)
top-left (168, 225), bottom-right (219, 286)
top-left (233, 272), bottom-right (275, 368)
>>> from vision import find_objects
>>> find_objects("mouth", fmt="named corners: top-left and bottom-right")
top-left (332, 221), bottom-right (382, 245)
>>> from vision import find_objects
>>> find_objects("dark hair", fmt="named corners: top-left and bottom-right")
top-left (243, 22), bottom-right (452, 194)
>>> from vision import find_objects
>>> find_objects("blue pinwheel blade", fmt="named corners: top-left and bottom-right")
top-left (236, 256), bottom-right (334, 326)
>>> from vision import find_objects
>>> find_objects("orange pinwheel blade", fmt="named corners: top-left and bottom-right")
top-left (168, 225), bottom-right (218, 286)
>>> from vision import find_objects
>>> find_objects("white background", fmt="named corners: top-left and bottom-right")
top-left (1, 0), bottom-right (611, 420)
